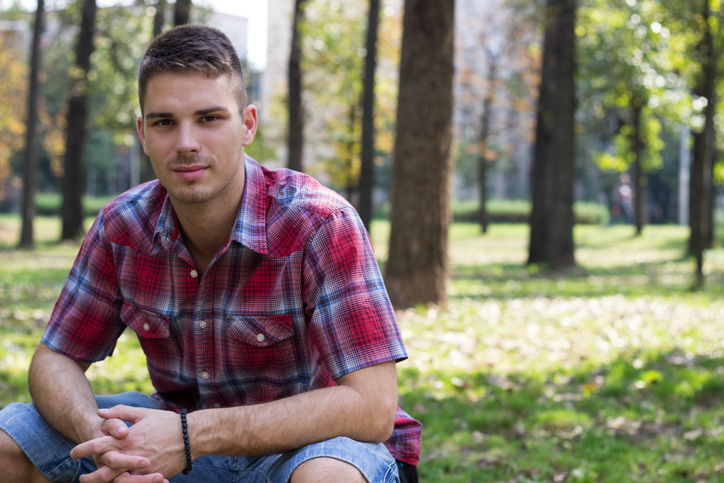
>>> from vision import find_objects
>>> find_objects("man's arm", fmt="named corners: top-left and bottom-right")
top-left (29, 342), bottom-right (166, 483)
top-left (191, 360), bottom-right (398, 457)
top-left (71, 361), bottom-right (398, 479)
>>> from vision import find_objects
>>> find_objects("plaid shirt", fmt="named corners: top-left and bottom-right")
top-left (43, 156), bottom-right (421, 465)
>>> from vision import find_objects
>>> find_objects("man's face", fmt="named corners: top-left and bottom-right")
top-left (137, 72), bottom-right (257, 207)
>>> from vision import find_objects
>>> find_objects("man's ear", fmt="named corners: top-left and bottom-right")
top-left (242, 105), bottom-right (258, 147)
top-left (136, 115), bottom-right (148, 155)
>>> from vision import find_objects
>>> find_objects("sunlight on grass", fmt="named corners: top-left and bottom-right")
top-left (3, 217), bottom-right (724, 481)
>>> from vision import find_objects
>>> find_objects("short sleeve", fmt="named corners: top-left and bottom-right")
top-left (42, 211), bottom-right (126, 362)
top-left (302, 207), bottom-right (407, 380)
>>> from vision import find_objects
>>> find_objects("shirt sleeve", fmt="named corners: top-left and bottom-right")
top-left (43, 211), bottom-right (126, 362)
top-left (302, 207), bottom-right (407, 380)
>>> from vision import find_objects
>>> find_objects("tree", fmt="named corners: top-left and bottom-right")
top-left (287, 0), bottom-right (307, 172)
top-left (688, 0), bottom-right (718, 287)
top-left (61, 0), bottom-right (97, 241)
top-left (358, 0), bottom-right (380, 231)
top-left (174, 0), bottom-right (191, 26)
top-left (385, 0), bottom-right (455, 308)
top-left (19, 0), bottom-right (45, 249)
top-left (476, 50), bottom-right (498, 233)
top-left (527, 0), bottom-right (577, 268)
top-left (579, 0), bottom-right (672, 236)
top-left (154, 0), bottom-right (167, 37)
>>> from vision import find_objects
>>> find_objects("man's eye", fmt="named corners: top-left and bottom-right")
top-left (201, 115), bottom-right (218, 123)
top-left (155, 119), bottom-right (173, 126)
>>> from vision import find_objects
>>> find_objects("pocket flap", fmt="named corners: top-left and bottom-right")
top-left (121, 302), bottom-right (170, 339)
top-left (227, 314), bottom-right (293, 347)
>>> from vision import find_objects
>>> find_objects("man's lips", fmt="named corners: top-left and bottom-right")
top-left (172, 165), bottom-right (208, 180)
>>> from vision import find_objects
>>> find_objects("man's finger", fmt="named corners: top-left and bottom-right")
top-left (78, 464), bottom-right (121, 483)
top-left (98, 405), bottom-right (146, 424)
top-left (71, 435), bottom-right (116, 459)
top-left (98, 450), bottom-right (150, 471)
top-left (100, 417), bottom-right (129, 438)
top-left (113, 471), bottom-right (167, 483)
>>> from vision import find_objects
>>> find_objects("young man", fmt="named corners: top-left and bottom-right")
top-left (0, 25), bottom-right (420, 483)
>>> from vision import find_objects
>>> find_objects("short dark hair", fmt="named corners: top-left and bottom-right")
top-left (138, 25), bottom-right (246, 114)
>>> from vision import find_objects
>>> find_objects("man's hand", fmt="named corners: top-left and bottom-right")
top-left (71, 406), bottom-right (184, 483)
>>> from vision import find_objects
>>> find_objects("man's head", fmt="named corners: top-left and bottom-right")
top-left (138, 25), bottom-right (247, 115)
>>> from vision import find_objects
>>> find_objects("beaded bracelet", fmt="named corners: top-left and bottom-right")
top-left (180, 409), bottom-right (193, 475)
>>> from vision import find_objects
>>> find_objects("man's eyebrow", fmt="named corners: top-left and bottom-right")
top-left (145, 111), bottom-right (173, 120)
top-left (144, 107), bottom-right (230, 120)
top-left (195, 106), bottom-right (230, 116)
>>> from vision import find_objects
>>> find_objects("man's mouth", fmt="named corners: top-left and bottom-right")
top-left (173, 165), bottom-right (208, 180)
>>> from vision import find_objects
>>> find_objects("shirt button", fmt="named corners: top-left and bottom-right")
top-left (142, 323), bottom-right (150, 331)
top-left (199, 320), bottom-right (207, 329)
top-left (256, 333), bottom-right (265, 342)
top-left (190, 270), bottom-right (198, 278)
top-left (213, 403), bottom-right (221, 408)
top-left (201, 371), bottom-right (209, 380)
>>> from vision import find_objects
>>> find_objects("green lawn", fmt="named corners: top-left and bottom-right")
top-left (2, 217), bottom-right (724, 481)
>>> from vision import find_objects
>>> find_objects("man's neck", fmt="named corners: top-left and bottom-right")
top-left (172, 190), bottom-right (243, 276)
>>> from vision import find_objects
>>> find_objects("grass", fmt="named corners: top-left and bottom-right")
top-left (3, 216), bottom-right (724, 482)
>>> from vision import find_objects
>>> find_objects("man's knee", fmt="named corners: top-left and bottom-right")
top-left (290, 457), bottom-right (367, 483)
top-left (0, 428), bottom-right (49, 483)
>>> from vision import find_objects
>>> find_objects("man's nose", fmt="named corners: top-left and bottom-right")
top-left (176, 122), bottom-right (201, 154)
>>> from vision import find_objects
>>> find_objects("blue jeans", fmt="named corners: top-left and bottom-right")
top-left (0, 392), bottom-right (400, 483)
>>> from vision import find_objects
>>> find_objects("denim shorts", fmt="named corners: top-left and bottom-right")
top-left (0, 392), bottom-right (400, 483)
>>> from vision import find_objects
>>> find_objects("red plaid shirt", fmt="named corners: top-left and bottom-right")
top-left (43, 156), bottom-right (421, 465)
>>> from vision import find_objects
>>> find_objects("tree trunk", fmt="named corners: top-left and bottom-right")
top-left (688, 0), bottom-right (717, 288)
top-left (61, 0), bottom-right (97, 241)
top-left (527, 0), bottom-right (577, 268)
top-left (385, 0), bottom-right (455, 309)
top-left (358, 0), bottom-right (380, 231)
top-left (631, 98), bottom-right (645, 236)
top-left (19, 0), bottom-right (45, 249)
top-left (287, 0), bottom-right (306, 172)
top-left (153, 0), bottom-right (166, 37)
top-left (174, 0), bottom-right (191, 26)
top-left (706, 147), bottom-right (717, 248)
top-left (477, 55), bottom-right (497, 234)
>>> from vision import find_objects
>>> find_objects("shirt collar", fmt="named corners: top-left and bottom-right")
top-left (231, 155), bottom-right (268, 255)
top-left (153, 154), bottom-right (269, 255)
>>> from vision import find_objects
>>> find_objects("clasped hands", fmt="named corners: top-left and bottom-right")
top-left (70, 405), bottom-right (187, 483)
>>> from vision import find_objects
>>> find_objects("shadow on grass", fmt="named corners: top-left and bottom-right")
top-left (401, 348), bottom-right (724, 482)
top-left (448, 256), bottom-right (724, 301)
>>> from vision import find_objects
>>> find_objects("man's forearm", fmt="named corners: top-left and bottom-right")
top-left (28, 342), bottom-right (101, 444)
top-left (187, 361), bottom-right (398, 459)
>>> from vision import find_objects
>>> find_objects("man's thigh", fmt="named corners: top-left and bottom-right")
top-left (0, 391), bottom-right (161, 483)
top-left (171, 437), bottom-right (400, 483)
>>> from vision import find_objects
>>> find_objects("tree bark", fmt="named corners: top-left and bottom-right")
top-left (19, 0), bottom-right (45, 249)
top-left (477, 55), bottom-right (497, 234)
top-left (61, 0), bottom-right (97, 241)
top-left (287, 0), bottom-right (306, 172)
top-left (688, 0), bottom-right (717, 288)
top-left (174, 0), bottom-right (191, 26)
top-left (385, 0), bottom-right (455, 309)
top-left (631, 98), bottom-right (645, 236)
top-left (527, 0), bottom-right (576, 268)
top-left (154, 0), bottom-right (167, 37)
top-left (358, 0), bottom-right (381, 231)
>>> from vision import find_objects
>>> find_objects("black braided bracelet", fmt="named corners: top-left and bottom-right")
top-left (180, 409), bottom-right (193, 475)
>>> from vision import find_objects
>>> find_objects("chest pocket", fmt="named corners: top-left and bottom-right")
top-left (226, 314), bottom-right (296, 372)
top-left (227, 314), bottom-right (293, 346)
top-left (121, 301), bottom-right (170, 338)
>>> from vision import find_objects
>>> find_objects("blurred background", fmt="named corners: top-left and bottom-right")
top-left (4, 0), bottom-right (724, 480)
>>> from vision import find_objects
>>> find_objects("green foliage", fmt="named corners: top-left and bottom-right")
top-left (299, 0), bottom-right (401, 194)
top-left (33, 193), bottom-right (115, 217)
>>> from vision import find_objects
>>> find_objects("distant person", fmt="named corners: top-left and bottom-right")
top-left (614, 173), bottom-right (635, 225)
top-left (0, 25), bottom-right (420, 483)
